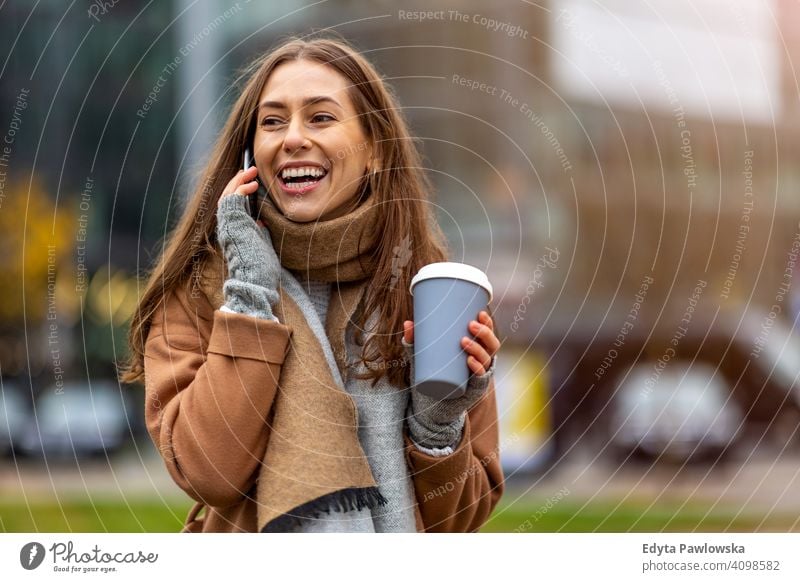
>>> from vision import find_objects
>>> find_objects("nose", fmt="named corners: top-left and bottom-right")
top-left (282, 116), bottom-right (311, 154)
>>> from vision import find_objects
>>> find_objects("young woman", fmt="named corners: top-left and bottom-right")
top-left (121, 36), bottom-right (503, 533)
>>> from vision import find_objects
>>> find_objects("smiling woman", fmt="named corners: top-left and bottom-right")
top-left (120, 35), bottom-right (504, 534)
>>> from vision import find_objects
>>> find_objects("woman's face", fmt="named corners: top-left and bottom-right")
top-left (253, 59), bottom-right (373, 223)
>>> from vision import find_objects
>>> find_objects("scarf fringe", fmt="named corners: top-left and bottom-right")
top-left (260, 486), bottom-right (389, 533)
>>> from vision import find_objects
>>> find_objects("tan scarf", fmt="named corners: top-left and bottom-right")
top-left (258, 188), bottom-right (379, 283)
top-left (207, 187), bottom-right (389, 531)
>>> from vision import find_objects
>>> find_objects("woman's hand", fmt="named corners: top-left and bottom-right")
top-left (216, 167), bottom-right (282, 320)
top-left (403, 310), bottom-right (499, 451)
top-left (403, 310), bottom-right (499, 376)
top-left (218, 166), bottom-right (260, 206)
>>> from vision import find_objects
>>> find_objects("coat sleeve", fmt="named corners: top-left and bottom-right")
top-left (404, 377), bottom-right (505, 532)
top-left (143, 289), bottom-right (291, 508)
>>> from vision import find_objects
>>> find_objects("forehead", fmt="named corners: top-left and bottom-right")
top-left (259, 59), bottom-right (354, 107)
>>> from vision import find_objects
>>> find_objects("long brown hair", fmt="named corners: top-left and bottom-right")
top-left (120, 35), bottom-right (448, 387)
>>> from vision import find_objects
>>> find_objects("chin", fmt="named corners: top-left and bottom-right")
top-left (279, 202), bottom-right (320, 223)
top-left (284, 213), bottom-right (318, 223)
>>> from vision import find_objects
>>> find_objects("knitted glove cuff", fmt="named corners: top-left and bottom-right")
top-left (402, 337), bottom-right (496, 449)
top-left (222, 279), bottom-right (279, 321)
top-left (407, 410), bottom-right (466, 450)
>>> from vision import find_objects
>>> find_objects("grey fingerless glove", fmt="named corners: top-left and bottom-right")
top-left (403, 337), bottom-right (496, 450)
top-left (216, 193), bottom-right (281, 321)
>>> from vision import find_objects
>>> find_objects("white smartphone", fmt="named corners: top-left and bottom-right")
top-left (243, 147), bottom-right (258, 219)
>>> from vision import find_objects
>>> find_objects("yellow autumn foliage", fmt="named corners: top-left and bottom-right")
top-left (0, 177), bottom-right (75, 324)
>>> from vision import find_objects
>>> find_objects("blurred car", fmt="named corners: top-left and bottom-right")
top-left (19, 380), bottom-right (133, 458)
top-left (740, 312), bottom-right (800, 405)
top-left (0, 380), bottom-right (29, 455)
top-left (608, 362), bottom-right (743, 462)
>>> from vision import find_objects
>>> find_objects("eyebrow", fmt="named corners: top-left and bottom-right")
top-left (258, 95), bottom-right (342, 111)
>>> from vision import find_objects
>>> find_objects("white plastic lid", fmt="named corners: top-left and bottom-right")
top-left (410, 262), bottom-right (493, 302)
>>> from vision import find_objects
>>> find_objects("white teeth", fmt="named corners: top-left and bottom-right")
top-left (285, 180), bottom-right (316, 190)
top-left (281, 166), bottom-right (325, 180)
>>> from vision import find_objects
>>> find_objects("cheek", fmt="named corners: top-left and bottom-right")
top-left (334, 150), bottom-right (369, 180)
top-left (254, 134), bottom-right (279, 155)
top-left (333, 160), bottom-right (366, 190)
top-left (328, 128), bottom-right (370, 170)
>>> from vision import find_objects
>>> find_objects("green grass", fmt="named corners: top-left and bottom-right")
top-left (2, 497), bottom-right (795, 532)
top-left (481, 499), bottom-right (800, 533)
top-left (0, 498), bottom-right (194, 533)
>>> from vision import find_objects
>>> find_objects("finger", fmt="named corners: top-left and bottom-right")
top-left (235, 180), bottom-right (259, 194)
top-left (479, 310), bottom-right (494, 331)
top-left (225, 167), bottom-right (258, 192)
top-left (468, 320), bottom-right (500, 357)
top-left (462, 336), bottom-right (492, 370)
top-left (221, 180), bottom-right (258, 200)
top-left (236, 166), bottom-right (258, 182)
top-left (231, 166), bottom-right (258, 190)
top-left (222, 171), bottom-right (245, 197)
top-left (221, 170), bottom-right (242, 194)
top-left (403, 320), bottom-right (414, 344)
top-left (467, 354), bottom-right (486, 377)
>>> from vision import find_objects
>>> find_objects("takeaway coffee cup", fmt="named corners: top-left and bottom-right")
top-left (409, 262), bottom-right (493, 400)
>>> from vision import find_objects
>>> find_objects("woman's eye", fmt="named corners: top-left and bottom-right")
top-left (311, 113), bottom-right (335, 123)
top-left (261, 117), bottom-right (283, 127)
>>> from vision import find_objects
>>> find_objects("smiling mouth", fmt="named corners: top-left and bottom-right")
top-left (277, 166), bottom-right (329, 192)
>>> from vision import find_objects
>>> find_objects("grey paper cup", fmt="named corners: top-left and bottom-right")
top-left (410, 262), bottom-right (493, 400)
